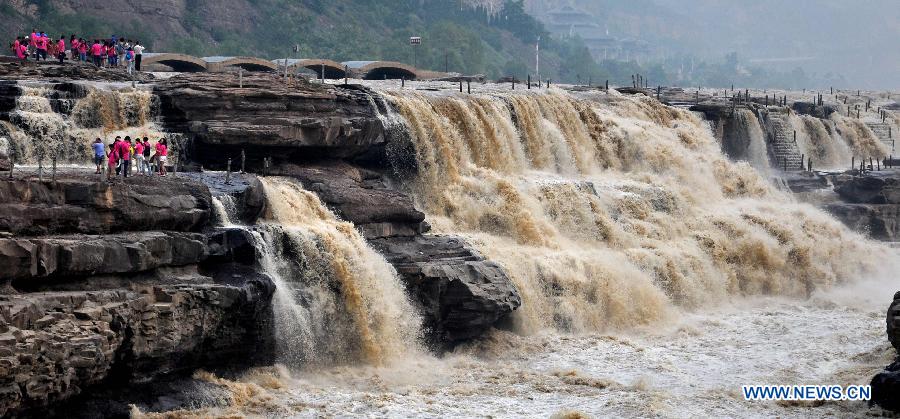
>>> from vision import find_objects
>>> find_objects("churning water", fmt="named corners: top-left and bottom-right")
top-left (136, 86), bottom-right (896, 418)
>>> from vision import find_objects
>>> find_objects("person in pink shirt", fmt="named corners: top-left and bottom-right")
top-left (134, 139), bottom-right (146, 175)
top-left (155, 138), bottom-right (169, 176)
top-left (56, 36), bottom-right (66, 63)
top-left (69, 35), bottom-right (78, 60)
top-left (15, 40), bottom-right (26, 60)
top-left (35, 33), bottom-right (47, 60)
top-left (78, 39), bottom-right (88, 62)
top-left (116, 136), bottom-right (132, 178)
top-left (107, 139), bottom-right (119, 182)
top-left (91, 40), bottom-right (103, 67)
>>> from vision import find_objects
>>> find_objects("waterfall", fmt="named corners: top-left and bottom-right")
top-left (378, 88), bottom-right (885, 334)
top-left (788, 113), bottom-right (853, 169)
top-left (0, 83), bottom-right (164, 164)
top-left (212, 178), bottom-right (422, 368)
top-left (829, 113), bottom-right (889, 160)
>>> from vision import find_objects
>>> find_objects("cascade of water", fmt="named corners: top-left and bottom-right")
top-left (1, 83), bottom-right (165, 164)
top-left (377, 87), bottom-right (885, 334)
top-left (212, 179), bottom-right (422, 368)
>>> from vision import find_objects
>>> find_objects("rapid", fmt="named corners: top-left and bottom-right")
top-left (129, 84), bottom-right (896, 418)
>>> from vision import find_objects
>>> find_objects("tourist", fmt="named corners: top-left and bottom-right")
top-left (142, 137), bottom-right (152, 175)
top-left (69, 35), bottom-right (78, 61)
top-left (106, 41), bottom-right (116, 67)
top-left (91, 40), bottom-right (103, 67)
top-left (155, 138), bottom-right (168, 176)
top-left (134, 137), bottom-right (145, 175)
top-left (107, 141), bottom-right (118, 182)
top-left (116, 40), bottom-right (125, 68)
top-left (78, 39), bottom-right (88, 62)
top-left (133, 41), bottom-right (144, 71)
top-left (13, 37), bottom-right (26, 60)
top-left (46, 36), bottom-right (57, 63)
top-left (28, 29), bottom-right (37, 58)
top-left (92, 138), bottom-right (105, 174)
top-left (35, 32), bottom-right (47, 61)
top-left (118, 136), bottom-right (132, 177)
top-left (125, 47), bottom-right (135, 75)
top-left (56, 36), bottom-right (66, 63)
top-left (10, 37), bottom-right (19, 57)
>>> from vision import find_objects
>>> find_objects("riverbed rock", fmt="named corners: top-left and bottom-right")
top-left (370, 235), bottom-right (521, 344)
top-left (0, 176), bottom-right (212, 236)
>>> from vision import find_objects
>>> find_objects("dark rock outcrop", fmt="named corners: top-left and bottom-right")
top-left (835, 174), bottom-right (900, 204)
top-left (273, 162), bottom-right (427, 238)
top-left (370, 235), bottom-right (520, 344)
top-left (0, 177), bottom-right (212, 236)
top-left (889, 291), bottom-right (900, 354)
top-left (825, 203), bottom-right (900, 241)
top-left (0, 232), bottom-right (207, 283)
top-left (0, 276), bottom-right (275, 417)
top-left (872, 359), bottom-right (900, 411)
top-left (154, 73), bottom-right (388, 168)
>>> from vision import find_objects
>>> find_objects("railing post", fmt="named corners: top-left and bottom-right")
top-left (241, 149), bottom-right (246, 173)
top-left (226, 158), bottom-right (232, 184)
top-left (467, 80), bottom-right (471, 94)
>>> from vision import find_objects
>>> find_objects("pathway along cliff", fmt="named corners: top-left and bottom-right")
top-left (0, 65), bottom-right (897, 417)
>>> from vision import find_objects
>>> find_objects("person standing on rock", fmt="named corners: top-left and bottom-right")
top-left (134, 137), bottom-right (145, 175)
top-left (78, 39), bottom-right (88, 62)
top-left (35, 32), bottom-right (48, 61)
top-left (91, 40), bottom-right (103, 67)
top-left (69, 35), bottom-right (78, 61)
top-left (56, 36), bottom-right (66, 64)
top-left (92, 138), bottom-right (106, 174)
top-left (125, 47), bottom-right (135, 75)
top-left (133, 41), bottom-right (144, 72)
top-left (107, 140), bottom-right (118, 182)
top-left (141, 137), bottom-right (152, 175)
top-left (155, 138), bottom-right (168, 177)
top-left (118, 136), bottom-right (132, 178)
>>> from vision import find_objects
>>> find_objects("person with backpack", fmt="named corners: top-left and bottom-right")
top-left (116, 40), bottom-right (125, 68)
top-left (125, 47), bottom-right (135, 74)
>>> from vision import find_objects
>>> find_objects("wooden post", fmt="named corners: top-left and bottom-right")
top-left (657, 86), bottom-right (661, 100)
top-left (241, 149), bottom-right (246, 174)
top-left (808, 158), bottom-right (813, 172)
top-left (605, 80), bottom-right (609, 91)
top-left (37, 158), bottom-right (43, 182)
top-left (467, 80), bottom-right (471, 94)
top-left (830, 86), bottom-right (833, 94)
top-left (51, 156), bottom-right (56, 184)
top-left (851, 156), bottom-right (855, 172)
top-left (239, 69), bottom-right (243, 88)
top-left (848, 106), bottom-right (851, 117)
top-left (459, 81), bottom-right (462, 92)
top-left (783, 157), bottom-right (787, 172)
top-left (401, 77), bottom-right (405, 88)
top-left (878, 159), bottom-right (881, 171)
top-left (512, 78), bottom-right (515, 90)
top-left (632, 74), bottom-right (635, 88)
top-left (800, 154), bottom-right (804, 169)
top-left (857, 108), bottom-right (860, 118)
top-left (793, 130), bottom-right (797, 143)
top-left (345, 66), bottom-right (349, 85)
top-left (527, 74), bottom-right (531, 89)
top-left (547, 79), bottom-right (551, 88)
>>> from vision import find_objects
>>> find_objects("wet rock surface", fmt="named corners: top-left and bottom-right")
top-left (871, 360), bottom-right (900, 412)
top-left (834, 173), bottom-right (900, 204)
top-left (0, 62), bottom-right (152, 83)
top-left (825, 203), bottom-right (900, 241)
top-left (370, 235), bottom-right (521, 345)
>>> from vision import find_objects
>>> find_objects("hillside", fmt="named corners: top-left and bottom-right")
top-left (0, 0), bottom-right (601, 82)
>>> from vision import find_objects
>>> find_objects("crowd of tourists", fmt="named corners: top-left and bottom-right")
top-left (9, 30), bottom-right (145, 73)
top-left (93, 136), bottom-right (169, 181)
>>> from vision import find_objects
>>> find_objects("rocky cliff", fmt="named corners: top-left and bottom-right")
top-left (0, 67), bottom-right (521, 416)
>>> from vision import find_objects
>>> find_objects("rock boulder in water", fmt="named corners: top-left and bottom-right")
top-left (0, 136), bottom-right (9, 171)
top-left (872, 359), bottom-right (900, 412)
top-left (370, 235), bottom-right (521, 344)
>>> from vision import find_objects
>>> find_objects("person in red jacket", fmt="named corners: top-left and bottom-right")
top-left (90, 40), bottom-right (103, 67)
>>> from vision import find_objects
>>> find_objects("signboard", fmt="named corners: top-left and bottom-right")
top-left (409, 37), bottom-right (422, 45)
